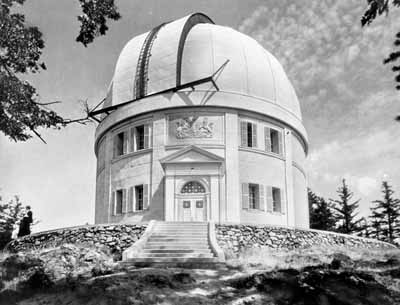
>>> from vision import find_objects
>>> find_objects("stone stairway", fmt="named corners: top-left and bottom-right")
top-left (121, 221), bottom-right (224, 268)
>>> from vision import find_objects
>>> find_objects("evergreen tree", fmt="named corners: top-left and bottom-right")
top-left (308, 188), bottom-right (336, 231)
top-left (370, 181), bottom-right (400, 243)
top-left (369, 214), bottom-right (382, 240)
top-left (331, 179), bottom-right (363, 234)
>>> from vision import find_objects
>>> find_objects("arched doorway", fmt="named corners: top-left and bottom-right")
top-left (178, 181), bottom-right (207, 222)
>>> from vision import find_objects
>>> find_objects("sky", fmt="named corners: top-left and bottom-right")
top-left (0, 0), bottom-right (399, 232)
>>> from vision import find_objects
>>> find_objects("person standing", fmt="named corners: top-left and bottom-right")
top-left (17, 206), bottom-right (33, 238)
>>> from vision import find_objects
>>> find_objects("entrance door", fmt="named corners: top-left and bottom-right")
top-left (178, 198), bottom-right (206, 222)
top-left (178, 180), bottom-right (207, 222)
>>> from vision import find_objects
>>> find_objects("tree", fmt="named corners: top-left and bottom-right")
top-left (308, 188), bottom-right (336, 231)
top-left (0, 195), bottom-right (24, 249)
top-left (0, 0), bottom-right (121, 142)
top-left (331, 179), bottom-right (363, 234)
top-left (361, 0), bottom-right (400, 121)
top-left (369, 181), bottom-right (400, 243)
top-left (369, 213), bottom-right (383, 240)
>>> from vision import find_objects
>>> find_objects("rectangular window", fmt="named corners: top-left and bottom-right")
top-left (241, 121), bottom-right (257, 148)
top-left (272, 187), bottom-right (282, 213)
top-left (135, 185), bottom-right (144, 211)
top-left (248, 184), bottom-right (259, 209)
top-left (270, 129), bottom-right (280, 154)
top-left (115, 189), bottom-right (123, 214)
top-left (114, 132), bottom-right (125, 157)
top-left (265, 127), bottom-right (283, 155)
top-left (135, 125), bottom-right (145, 151)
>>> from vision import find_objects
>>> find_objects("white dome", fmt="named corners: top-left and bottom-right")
top-left (103, 13), bottom-right (302, 120)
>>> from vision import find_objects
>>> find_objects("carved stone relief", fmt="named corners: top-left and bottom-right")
top-left (175, 116), bottom-right (214, 139)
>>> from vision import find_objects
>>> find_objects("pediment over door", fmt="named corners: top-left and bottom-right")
top-left (160, 145), bottom-right (224, 165)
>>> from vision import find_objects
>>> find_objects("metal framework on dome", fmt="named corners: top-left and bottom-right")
top-left (88, 59), bottom-right (230, 123)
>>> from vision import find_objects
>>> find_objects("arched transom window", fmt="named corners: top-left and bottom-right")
top-left (181, 181), bottom-right (206, 194)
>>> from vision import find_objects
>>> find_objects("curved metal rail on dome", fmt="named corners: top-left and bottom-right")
top-left (88, 60), bottom-right (230, 122)
top-left (134, 23), bottom-right (166, 99)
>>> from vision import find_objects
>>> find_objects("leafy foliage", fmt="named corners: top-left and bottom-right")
top-left (370, 181), bottom-right (400, 243)
top-left (0, 0), bottom-right (66, 142)
top-left (76, 0), bottom-right (121, 47)
top-left (331, 179), bottom-right (363, 234)
top-left (0, 195), bottom-right (24, 249)
top-left (362, 0), bottom-right (400, 92)
top-left (308, 188), bottom-right (336, 231)
top-left (0, 0), bottom-right (121, 142)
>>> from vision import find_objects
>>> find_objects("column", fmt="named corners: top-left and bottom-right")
top-left (224, 111), bottom-right (240, 222)
top-left (210, 175), bottom-right (220, 222)
top-left (164, 175), bottom-right (175, 221)
top-left (284, 129), bottom-right (295, 226)
top-left (150, 113), bottom-right (166, 220)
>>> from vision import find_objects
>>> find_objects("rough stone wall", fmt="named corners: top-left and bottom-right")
top-left (7, 224), bottom-right (147, 253)
top-left (216, 224), bottom-right (395, 255)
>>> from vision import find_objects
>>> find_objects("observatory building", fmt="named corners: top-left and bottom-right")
top-left (92, 13), bottom-right (309, 228)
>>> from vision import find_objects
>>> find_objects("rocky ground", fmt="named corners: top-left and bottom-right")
top-left (1, 244), bottom-right (400, 304)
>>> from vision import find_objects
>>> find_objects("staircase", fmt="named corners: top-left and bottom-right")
top-left (122, 221), bottom-right (224, 268)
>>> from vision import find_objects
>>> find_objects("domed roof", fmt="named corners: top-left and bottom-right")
top-left (102, 13), bottom-right (302, 120)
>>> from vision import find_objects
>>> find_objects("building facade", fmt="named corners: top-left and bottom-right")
top-left (94, 13), bottom-right (309, 227)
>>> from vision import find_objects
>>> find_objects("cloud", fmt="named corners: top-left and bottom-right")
top-left (238, 0), bottom-right (400, 144)
top-left (239, 1), bottom-right (400, 218)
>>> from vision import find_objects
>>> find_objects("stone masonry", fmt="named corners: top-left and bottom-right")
top-left (7, 224), bottom-right (147, 254)
top-left (7, 223), bottom-right (396, 258)
top-left (216, 224), bottom-right (396, 256)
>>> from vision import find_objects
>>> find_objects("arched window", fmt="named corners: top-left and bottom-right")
top-left (181, 181), bottom-right (206, 194)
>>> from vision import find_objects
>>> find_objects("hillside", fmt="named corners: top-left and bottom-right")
top-left (1, 244), bottom-right (400, 304)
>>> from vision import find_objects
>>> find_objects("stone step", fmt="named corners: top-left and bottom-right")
top-left (145, 243), bottom-right (210, 249)
top-left (154, 224), bottom-right (208, 229)
top-left (148, 237), bottom-right (208, 242)
top-left (142, 249), bottom-right (213, 254)
top-left (120, 258), bottom-right (223, 269)
top-left (150, 233), bottom-right (208, 237)
top-left (153, 228), bottom-right (208, 232)
top-left (133, 253), bottom-right (215, 258)
top-left (143, 244), bottom-right (210, 250)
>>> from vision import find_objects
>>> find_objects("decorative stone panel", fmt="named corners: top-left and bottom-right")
top-left (7, 224), bottom-right (147, 254)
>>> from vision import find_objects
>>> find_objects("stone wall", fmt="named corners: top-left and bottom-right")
top-left (7, 224), bottom-right (147, 254)
top-left (216, 224), bottom-right (395, 255)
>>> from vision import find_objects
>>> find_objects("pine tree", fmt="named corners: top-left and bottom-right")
top-left (331, 179), bottom-right (363, 234)
top-left (308, 188), bottom-right (336, 231)
top-left (369, 214), bottom-right (382, 240)
top-left (370, 181), bottom-right (400, 243)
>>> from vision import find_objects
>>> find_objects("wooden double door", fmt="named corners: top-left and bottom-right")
top-left (178, 196), bottom-right (207, 222)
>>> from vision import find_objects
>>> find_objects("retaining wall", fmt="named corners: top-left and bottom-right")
top-left (216, 224), bottom-right (395, 255)
top-left (6, 223), bottom-right (395, 257)
top-left (6, 224), bottom-right (147, 253)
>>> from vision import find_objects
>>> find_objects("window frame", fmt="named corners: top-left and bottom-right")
top-left (135, 185), bottom-right (144, 211)
top-left (272, 187), bottom-right (282, 213)
top-left (112, 122), bottom-right (151, 159)
top-left (240, 119), bottom-right (257, 149)
top-left (115, 189), bottom-right (123, 215)
top-left (248, 183), bottom-right (259, 210)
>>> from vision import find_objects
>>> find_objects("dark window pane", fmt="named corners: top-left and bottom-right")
top-left (135, 185), bottom-right (144, 211)
top-left (116, 190), bottom-right (123, 214)
top-left (115, 132), bottom-right (124, 156)
top-left (271, 129), bottom-right (279, 154)
top-left (135, 125), bottom-right (145, 150)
